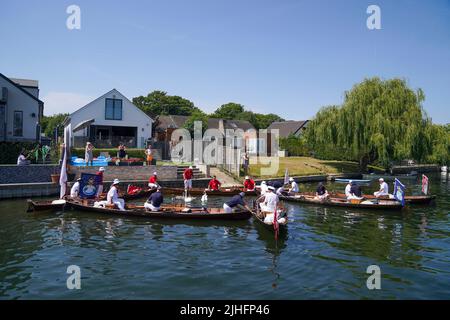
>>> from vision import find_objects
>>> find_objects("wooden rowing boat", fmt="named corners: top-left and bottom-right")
top-left (27, 199), bottom-right (70, 212)
top-left (332, 192), bottom-right (435, 205)
top-left (251, 201), bottom-right (288, 233)
top-left (334, 178), bottom-right (372, 184)
top-left (280, 194), bottom-right (404, 210)
top-left (162, 187), bottom-right (259, 196)
top-left (66, 199), bottom-right (253, 220)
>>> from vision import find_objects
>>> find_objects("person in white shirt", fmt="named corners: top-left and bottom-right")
top-left (374, 178), bottom-right (389, 197)
top-left (107, 179), bottom-right (125, 211)
top-left (288, 177), bottom-right (299, 194)
top-left (345, 181), bottom-right (352, 198)
top-left (17, 150), bottom-right (30, 166)
top-left (260, 186), bottom-right (279, 212)
top-left (259, 181), bottom-right (268, 196)
top-left (70, 178), bottom-right (81, 198)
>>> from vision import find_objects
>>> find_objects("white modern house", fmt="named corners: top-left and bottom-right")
top-left (0, 73), bottom-right (44, 142)
top-left (64, 89), bottom-right (153, 148)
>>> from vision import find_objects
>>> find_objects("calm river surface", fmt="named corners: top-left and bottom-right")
top-left (1, 174), bottom-right (449, 299)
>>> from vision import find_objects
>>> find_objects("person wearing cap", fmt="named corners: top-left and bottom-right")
top-left (243, 176), bottom-right (255, 191)
top-left (259, 181), bottom-right (268, 196)
top-left (374, 178), bottom-right (389, 197)
top-left (208, 175), bottom-right (221, 191)
top-left (183, 166), bottom-right (194, 191)
top-left (96, 167), bottom-right (105, 198)
top-left (288, 177), bottom-right (299, 194)
top-left (223, 192), bottom-right (251, 213)
top-left (107, 179), bottom-right (125, 211)
top-left (144, 186), bottom-right (164, 211)
top-left (70, 178), bottom-right (82, 198)
top-left (347, 181), bottom-right (363, 200)
top-left (148, 172), bottom-right (159, 189)
top-left (345, 180), bottom-right (353, 198)
top-left (259, 186), bottom-right (279, 212)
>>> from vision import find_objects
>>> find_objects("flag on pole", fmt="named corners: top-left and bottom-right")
top-left (284, 168), bottom-right (289, 185)
top-left (394, 178), bottom-right (406, 206)
top-left (273, 207), bottom-right (279, 240)
top-left (59, 145), bottom-right (67, 199)
top-left (79, 173), bottom-right (101, 199)
top-left (422, 174), bottom-right (429, 195)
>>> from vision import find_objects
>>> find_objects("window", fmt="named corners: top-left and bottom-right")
top-left (105, 98), bottom-right (123, 120)
top-left (13, 111), bottom-right (23, 137)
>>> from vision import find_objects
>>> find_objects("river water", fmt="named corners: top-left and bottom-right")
top-left (0, 173), bottom-right (449, 299)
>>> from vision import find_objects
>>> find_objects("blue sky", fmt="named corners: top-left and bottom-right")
top-left (1, 0), bottom-right (449, 123)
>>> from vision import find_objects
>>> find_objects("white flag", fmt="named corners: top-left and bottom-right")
top-left (284, 168), bottom-right (289, 185)
top-left (59, 145), bottom-right (68, 199)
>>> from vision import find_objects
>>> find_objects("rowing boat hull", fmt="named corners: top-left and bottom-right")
top-left (67, 200), bottom-right (252, 220)
top-left (333, 192), bottom-right (435, 204)
top-left (280, 195), bottom-right (404, 210)
top-left (27, 199), bottom-right (69, 212)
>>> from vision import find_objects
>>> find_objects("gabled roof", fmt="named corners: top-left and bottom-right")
top-left (10, 78), bottom-right (39, 88)
top-left (155, 115), bottom-right (255, 132)
top-left (69, 88), bottom-right (153, 122)
top-left (0, 73), bottom-right (43, 105)
top-left (267, 120), bottom-right (309, 137)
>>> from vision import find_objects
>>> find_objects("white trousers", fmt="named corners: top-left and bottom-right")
top-left (263, 213), bottom-right (286, 225)
top-left (144, 202), bottom-right (160, 212)
top-left (113, 199), bottom-right (125, 211)
top-left (223, 203), bottom-right (233, 213)
top-left (374, 191), bottom-right (389, 197)
top-left (184, 179), bottom-right (192, 189)
top-left (96, 184), bottom-right (103, 197)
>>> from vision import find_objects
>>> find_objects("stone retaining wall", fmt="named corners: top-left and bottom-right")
top-left (0, 165), bottom-right (59, 184)
top-left (69, 165), bottom-right (178, 181)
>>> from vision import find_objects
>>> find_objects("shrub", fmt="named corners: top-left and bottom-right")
top-left (0, 141), bottom-right (39, 164)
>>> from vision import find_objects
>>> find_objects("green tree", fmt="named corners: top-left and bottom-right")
top-left (183, 110), bottom-right (209, 135)
top-left (41, 113), bottom-right (69, 138)
top-left (132, 90), bottom-right (201, 117)
top-left (211, 103), bottom-right (245, 119)
top-left (279, 134), bottom-right (309, 156)
top-left (211, 103), bottom-right (284, 129)
top-left (426, 124), bottom-right (450, 165)
top-left (306, 78), bottom-right (434, 169)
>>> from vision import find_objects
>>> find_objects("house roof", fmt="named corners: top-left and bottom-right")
top-left (155, 115), bottom-right (255, 132)
top-left (0, 73), bottom-right (44, 105)
top-left (267, 120), bottom-right (308, 137)
top-left (10, 78), bottom-right (39, 88)
top-left (68, 88), bottom-right (153, 123)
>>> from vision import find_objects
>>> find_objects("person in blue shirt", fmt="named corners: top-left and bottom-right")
top-left (144, 187), bottom-right (164, 211)
top-left (223, 192), bottom-right (252, 213)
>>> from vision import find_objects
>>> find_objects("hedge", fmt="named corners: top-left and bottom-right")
top-left (0, 141), bottom-right (40, 164)
top-left (71, 148), bottom-right (147, 159)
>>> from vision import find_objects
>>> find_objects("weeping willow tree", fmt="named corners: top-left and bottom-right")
top-left (306, 78), bottom-right (434, 169)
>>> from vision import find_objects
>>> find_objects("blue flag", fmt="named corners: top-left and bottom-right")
top-left (394, 178), bottom-right (406, 206)
top-left (79, 173), bottom-right (101, 199)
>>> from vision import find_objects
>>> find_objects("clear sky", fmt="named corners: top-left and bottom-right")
top-left (1, 0), bottom-right (449, 123)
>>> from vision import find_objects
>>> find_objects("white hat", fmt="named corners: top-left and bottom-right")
top-left (112, 179), bottom-right (120, 185)
top-left (261, 181), bottom-right (266, 185)
top-left (289, 177), bottom-right (294, 182)
top-left (348, 180), bottom-right (353, 184)
top-left (99, 167), bottom-right (105, 172)
top-left (153, 172), bottom-right (157, 175)
top-left (268, 186), bottom-right (275, 191)
top-left (189, 166), bottom-right (193, 169)
top-left (245, 176), bottom-right (249, 180)
top-left (379, 178), bottom-right (384, 182)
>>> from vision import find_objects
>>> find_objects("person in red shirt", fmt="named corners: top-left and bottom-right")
top-left (183, 166), bottom-right (194, 190)
top-left (244, 175), bottom-right (255, 191)
top-left (96, 167), bottom-right (105, 198)
top-left (208, 175), bottom-right (221, 191)
top-left (148, 172), bottom-right (158, 189)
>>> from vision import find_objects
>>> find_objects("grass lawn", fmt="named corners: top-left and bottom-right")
top-left (247, 156), bottom-right (365, 178)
